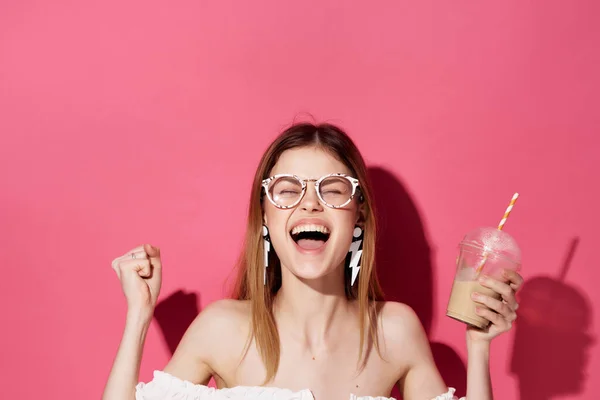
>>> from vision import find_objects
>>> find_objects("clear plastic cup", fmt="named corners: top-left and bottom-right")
top-left (446, 227), bottom-right (522, 328)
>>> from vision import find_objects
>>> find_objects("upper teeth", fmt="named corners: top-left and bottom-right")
top-left (291, 224), bottom-right (330, 235)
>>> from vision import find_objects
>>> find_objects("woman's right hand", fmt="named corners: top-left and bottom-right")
top-left (111, 244), bottom-right (162, 314)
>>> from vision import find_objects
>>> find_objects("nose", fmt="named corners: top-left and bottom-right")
top-left (299, 182), bottom-right (323, 212)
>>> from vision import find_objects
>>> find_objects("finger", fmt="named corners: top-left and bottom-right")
top-left (479, 276), bottom-right (513, 300)
top-left (475, 306), bottom-right (511, 329)
top-left (115, 249), bottom-right (148, 264)
top-left (144, 243), bottom-right (161, 258)
top-left (505, 289), bottom-right (519, 310)
top-left (125, 245), bottom-right (146, 255)
top-left (503, 269), bottom-right (524, 291)
top-left (504, 295), bottom-right (519, 311)
top-left (111, 259), bottom-right (121, 279)
top-left (119, 259), bottom-right (152, 278)
top-left (472, 292), bottom-right (516, 321)
top-left (480, 277), bottom-right (518, 309)
top-left (131, 250), bottom-right (149, 260)
top-left (144, 243), bottom-right (162, 270)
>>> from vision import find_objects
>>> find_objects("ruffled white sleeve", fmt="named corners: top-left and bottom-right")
top-left (135, 370), bottom-right (465, 400)
top-left (135, 370), bottom-right (312, 400)
top-left (135, 371), bottom-right (217, 399)
top-left (430, 388), bottom-right (465, 400)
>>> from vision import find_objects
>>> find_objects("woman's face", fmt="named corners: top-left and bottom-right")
top-left (263, 146), bottom-right (361, 282)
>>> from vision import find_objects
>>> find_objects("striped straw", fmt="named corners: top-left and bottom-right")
top-left (498, 193), bottom-right (519, 230)
top-left (475, 192), bottom-right (520, 275)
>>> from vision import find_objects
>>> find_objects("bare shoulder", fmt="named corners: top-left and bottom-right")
top-left (376, 301), bottom-right (430, 364)
top-left (163, 299), bottom-right (251, 384)
top-left (375, 303), bottom-right (447, 397)
top-left (184, 299), bottom-right (251, 351)
top-left (194, 298), bottom-right (251, 330)
top-left (378, 301), bottom-right (424, 337)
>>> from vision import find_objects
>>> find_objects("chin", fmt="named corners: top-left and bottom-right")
top-left (287, 261), bottom-right (336, 281)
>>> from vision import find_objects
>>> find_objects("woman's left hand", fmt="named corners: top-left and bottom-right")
top-left (467, 269), bottom-right (525, 343)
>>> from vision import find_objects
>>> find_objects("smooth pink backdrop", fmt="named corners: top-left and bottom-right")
top-left (1, 1), bottom-right (598, 399)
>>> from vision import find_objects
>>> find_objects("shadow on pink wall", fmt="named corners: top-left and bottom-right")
top-left (369, 166), bottom-right (466, 398)
top-left (509, 238), bottom-right (595, 400)
top-left (154, 290), bottom-right (200, 355)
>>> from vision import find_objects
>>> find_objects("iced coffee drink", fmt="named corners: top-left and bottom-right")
top-left (446, 227), bottom-right (521, 329)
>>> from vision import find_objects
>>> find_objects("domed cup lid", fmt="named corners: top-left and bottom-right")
top-left (459, 227), bottom-right (522, 268)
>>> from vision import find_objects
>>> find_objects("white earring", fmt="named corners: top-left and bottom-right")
top-left (348, 226), bottom-right (363, 286)
top-left (263, 225), bottom-right (270, 285)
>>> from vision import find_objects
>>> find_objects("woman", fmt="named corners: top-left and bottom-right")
top-left (103, 122), bottom-right (523, 400)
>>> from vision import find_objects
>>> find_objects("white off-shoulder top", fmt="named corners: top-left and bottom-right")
top-left (136, 370), bottom-right (465, 400)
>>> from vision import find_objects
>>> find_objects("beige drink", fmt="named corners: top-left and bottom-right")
top-left (446, 227), bottom-right (521, 329)
top-left (447, 280), bottom-right (499, 328)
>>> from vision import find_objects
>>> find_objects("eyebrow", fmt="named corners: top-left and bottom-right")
top-left (271, 172), bottom-right (350, 179)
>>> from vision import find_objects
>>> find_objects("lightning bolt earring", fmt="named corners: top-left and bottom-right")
top-left (263, 225), bottom-right (270, 285)
top-left (348, 226), bottom-right (363, 286)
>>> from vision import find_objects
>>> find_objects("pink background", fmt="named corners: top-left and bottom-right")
top-left (1, 1), bottom-right (598, 399)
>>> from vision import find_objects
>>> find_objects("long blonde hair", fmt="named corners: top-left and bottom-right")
top-left (231, 122), bottom-right (384, 382)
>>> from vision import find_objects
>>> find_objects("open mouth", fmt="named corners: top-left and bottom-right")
top-left (290, 226), bottom-right (331, 251)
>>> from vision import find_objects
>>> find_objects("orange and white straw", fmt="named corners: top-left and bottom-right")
top-left (497, 193), bottom-right (519, 231)
top-left (475, 192), bottom-right (520, 275)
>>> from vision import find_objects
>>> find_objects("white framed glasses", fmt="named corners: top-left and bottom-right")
top-left (262, 173), bottom-right (360, 209)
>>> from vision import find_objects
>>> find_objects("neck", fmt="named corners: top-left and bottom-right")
top-left (274, 265), bottom-right (351, 348)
